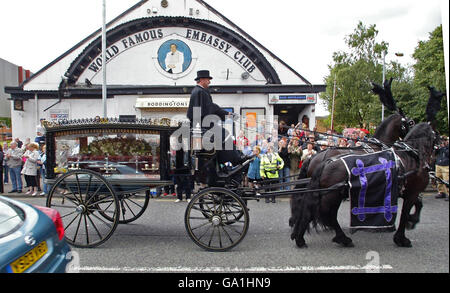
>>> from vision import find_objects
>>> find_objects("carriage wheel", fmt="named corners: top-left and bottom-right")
top-left (100, 190), bottom-right (150, 224)
top-left (46, 170), bottom-right (119, 248)
top-left (185, 187), bottom-right (249, 251)
top-left (197, 190), bottom-right (246, 224)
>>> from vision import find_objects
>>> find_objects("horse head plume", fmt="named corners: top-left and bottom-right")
top-left (371, 77), bottom-right (399, 113)
top-left (426, 86), bottom-right (445, 122)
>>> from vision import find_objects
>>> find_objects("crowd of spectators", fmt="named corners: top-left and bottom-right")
top-left (235, 121), bottom-right (375, 203)
top-left (1, 127), bottom-right (48, 196)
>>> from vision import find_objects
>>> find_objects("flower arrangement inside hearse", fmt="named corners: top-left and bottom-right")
top-left (80, 137), bottom-right (153, 156)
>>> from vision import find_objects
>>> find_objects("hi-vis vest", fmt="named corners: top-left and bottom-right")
top-left (260, 152), bottom-right (284, 179)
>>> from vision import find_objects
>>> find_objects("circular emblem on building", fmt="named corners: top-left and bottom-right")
top-left (157, 39), bottom-right (192, 75)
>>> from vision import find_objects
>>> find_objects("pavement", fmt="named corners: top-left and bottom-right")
top-left (0, 182), bottom-right (47, 198)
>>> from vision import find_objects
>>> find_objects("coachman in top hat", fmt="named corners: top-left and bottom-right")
top-left (187, 70), bottom-right (251, 165)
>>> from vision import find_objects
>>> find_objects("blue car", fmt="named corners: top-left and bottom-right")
top-left (0, 196), bottom-right (71, 273)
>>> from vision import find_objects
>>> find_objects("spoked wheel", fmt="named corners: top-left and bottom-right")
top-left (185, 187), bottom-right (249, 251)
top-left (46, 170), bottom-right (119, 248)
top-left (100, 190), bottom-right (150, 224)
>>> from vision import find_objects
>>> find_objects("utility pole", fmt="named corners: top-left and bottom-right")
top-left (331, 74), bottom-right (337, 131)
top-left (102, 0), bottom-right (107, 118)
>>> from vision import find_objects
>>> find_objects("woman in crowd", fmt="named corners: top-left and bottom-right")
top-left (37, 144), bottom-right (49, 196)
top-left (288, 137), bottom-right (303, 176)
top-left (21, 142), bottom-right (40, 196)
top-left (278, 139), bottom-right (290, 191)
top-left (338, 138), bottom-right (348, 147)
top-left (301, 142), bottom-right (317, 164)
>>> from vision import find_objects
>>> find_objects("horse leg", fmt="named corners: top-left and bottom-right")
top-left (290, 194), bottom-right (318, 248)
top-left (394, 196), bottom-right (415, 247)
top-left (407, 195), bottom-right (423, 230)
top-left (291, 215), bottom-right (311, 248)
top-left (329, 202), bottom-right (354, 247)
top-left (289, 196), bottom-right (296, 227)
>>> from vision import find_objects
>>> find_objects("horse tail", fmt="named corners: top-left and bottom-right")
top-left (289, 156), bottom-right (311, 227)
top-left (290, 160), bottom-right (327, 237)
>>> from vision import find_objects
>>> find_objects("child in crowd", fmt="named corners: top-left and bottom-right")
top-left (247, 146), bottom-right (262, 193)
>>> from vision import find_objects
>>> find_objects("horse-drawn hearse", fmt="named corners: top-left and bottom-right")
top-left (43, 82), bottom-right (445, 251)
top-left (42, 115), bottom-right (310, 251)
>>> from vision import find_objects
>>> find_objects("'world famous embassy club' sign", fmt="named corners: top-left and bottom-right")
top-left (81, 27), bottom-right (263, 81)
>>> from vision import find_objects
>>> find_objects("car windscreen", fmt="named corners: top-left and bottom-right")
top-left (0, 199), bottom-right (25, 238)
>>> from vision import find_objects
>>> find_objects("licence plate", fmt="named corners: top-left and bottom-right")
top-left (9, 241), bottom-right (48, 273)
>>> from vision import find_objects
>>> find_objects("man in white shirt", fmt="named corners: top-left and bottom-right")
top-left (165, 43), bottom-right (184, 74)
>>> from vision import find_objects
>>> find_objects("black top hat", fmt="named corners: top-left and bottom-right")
top-left (195, 70), bottom-right (213, 81)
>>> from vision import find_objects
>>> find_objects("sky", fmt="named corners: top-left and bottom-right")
top-left (0, 0), bottom-right (447, 115)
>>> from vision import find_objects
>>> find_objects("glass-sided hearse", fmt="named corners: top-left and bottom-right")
top-left (42, 117), bottom-right (304, 252)
top-left (43, 117), bottom-right (179, 248)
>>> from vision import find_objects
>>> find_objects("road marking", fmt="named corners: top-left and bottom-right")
top-left (75, 265), bottom-right (393, 272)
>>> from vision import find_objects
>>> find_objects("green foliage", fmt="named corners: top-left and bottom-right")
top-left (322, 22), bottom-right (388, 129)
top-left (0, 117), bottom-right (12, 128)
top-left (411, 25), bottom-right (448, 134)
top-left (323, 22), bottom-right (448, 135)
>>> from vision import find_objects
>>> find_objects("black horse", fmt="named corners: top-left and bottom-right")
top-left (291, 79), bottom-right (415, 227)
top-left (290, 121), bottom-right (439, 248)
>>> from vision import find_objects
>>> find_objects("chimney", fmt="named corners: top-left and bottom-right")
top-left (18, 66), bottom-right (23, 84)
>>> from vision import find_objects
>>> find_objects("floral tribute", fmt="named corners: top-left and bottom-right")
top-left (81, 137), bottom-right (153, 156)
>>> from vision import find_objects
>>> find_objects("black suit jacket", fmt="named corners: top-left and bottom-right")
top-left (187, 85), bottom-right (229, 125)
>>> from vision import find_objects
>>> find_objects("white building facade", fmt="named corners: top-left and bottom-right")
top-left (5, 0), bottom-right (325, 141)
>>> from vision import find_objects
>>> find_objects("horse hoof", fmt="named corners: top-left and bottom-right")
top-left (288, 217), bottom-right (294, 227)
top-left (394, 235), bottom-right (412, 247)
top-left (295, 239), bottom-right (308, 248)
top-left (343, 241), bottom-right (355, 248)
top-left (332, 236), bottom-right (354, 247)
top-left (406, 221), bottom-right (415, 230)
top-left (406, 219), bottom-right (419, 230)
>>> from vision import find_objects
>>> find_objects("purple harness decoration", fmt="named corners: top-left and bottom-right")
top-left (342, 150), bottom-right (399, 230)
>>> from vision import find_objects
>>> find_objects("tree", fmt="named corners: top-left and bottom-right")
top-left (0, 117), bottom-right (12, 128)
top-left (322, 22), bottom-right (389, 130)
top-left (408, 25), bottom-right (447, 134)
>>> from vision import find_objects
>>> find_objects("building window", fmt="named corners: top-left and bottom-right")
top-left (13, 100), bottom-right (24, 111)
top-left (240, 108), bottom-right (266, 143)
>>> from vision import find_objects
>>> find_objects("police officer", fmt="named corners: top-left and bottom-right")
top-left (260, 145), bottom-right (284, 203)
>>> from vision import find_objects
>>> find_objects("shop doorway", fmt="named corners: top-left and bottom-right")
top-left (273, 104), bottom-right (306, 126)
